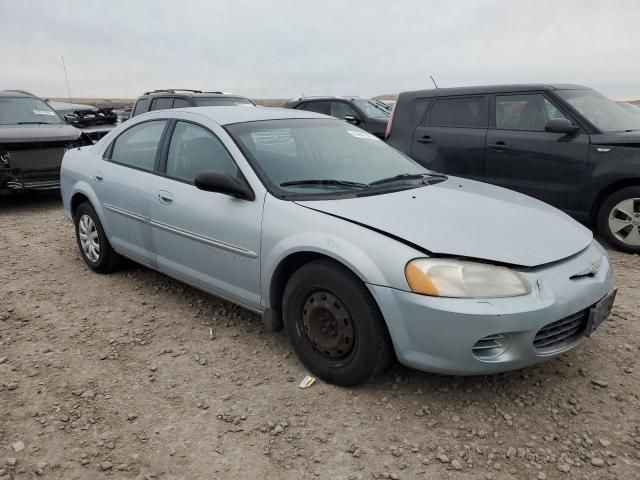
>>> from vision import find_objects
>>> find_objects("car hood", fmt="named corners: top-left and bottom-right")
top-left (0, 124), bottom-right (80, 143)
top-left (295, 177), bottom-right (593, 268)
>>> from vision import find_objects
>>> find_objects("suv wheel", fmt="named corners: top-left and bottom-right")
top-left (597, 186), bottom-right (640, 253)
top-left (74, 202), bottom-right (119, 273)
top-left (282, 259), bottom-right (393, 386)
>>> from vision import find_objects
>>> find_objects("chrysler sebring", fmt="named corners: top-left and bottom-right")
top-left (61, 107), bottom-right (615, 386)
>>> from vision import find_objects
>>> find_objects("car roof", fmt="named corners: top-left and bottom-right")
top-left (151, 106), bottom-right (330, 125)
top-left (0, 90), bottom-right (37, 98)
top-left (290, 96), bottom-right (371, 103)
top-left (140, 90), bottom-right (247, 99)
top-left (400, 84), bottom-right (590, 98)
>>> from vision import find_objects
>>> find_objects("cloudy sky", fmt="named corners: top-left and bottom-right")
top-left (1, 0), bottom-right (639, 100)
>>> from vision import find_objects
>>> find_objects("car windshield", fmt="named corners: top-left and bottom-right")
top-left (227, 118), bottom-right (429, 197)
top-left (194, 97), bottom-right (254, 107)
top-left (353, 99), bottom-right (390, 120)
top-left (557, 89), bottom-right (640, 133)
top-left (0, 97), bottom-right (65, 125)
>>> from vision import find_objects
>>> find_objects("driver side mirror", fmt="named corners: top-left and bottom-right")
top-left (194, 170), bottom-right (254, 201)
top-left (545, 118), bottom-right (579, 134)
top-left (344, 115), bottom-right (362, 125)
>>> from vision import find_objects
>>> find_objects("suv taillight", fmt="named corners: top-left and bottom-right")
top-left (385, 103), bottom-right (396, 140)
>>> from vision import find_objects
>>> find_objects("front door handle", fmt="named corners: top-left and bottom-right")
top-left (417, 135), bottom-right (435, 144)
top-left (157, 191), bottom-right (174, 205)
top-left (94, 171), bottom-right (104, 182)
top-left (488, 142), bottom-right (511, 151)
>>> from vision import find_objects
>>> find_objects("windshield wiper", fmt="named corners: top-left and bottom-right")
top-left (280, 179), bottom-right (369, 189)
top-left (16, 121), bottom-right (49, 125)
top-left (369, 173), bottom-right (447, 186)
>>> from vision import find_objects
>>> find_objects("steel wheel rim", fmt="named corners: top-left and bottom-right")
top-left (300, 290), bottom-right (356, 365)
top-left (608, 198), bottom-right (640, 246)
top-left (78, 214), bottom-right (101, 263)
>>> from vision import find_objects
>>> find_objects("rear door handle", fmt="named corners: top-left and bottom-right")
top-left (157, 191), bottom-right (174, 205)
top-left (488, 142), bottom-right (511, 151)
top-left (94, 171), bottom-right (104, 182)
top-left (417, 135), bottom-right (435, 144)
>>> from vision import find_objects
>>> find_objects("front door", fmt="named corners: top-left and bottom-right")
top-left (150, 120), bottom-right (263, 309)
top-left (97, 119), bottom-right (167, 266)
top-left (485, 93), bottom-right (590, 211)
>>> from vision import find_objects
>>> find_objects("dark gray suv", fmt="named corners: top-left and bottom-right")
top-left (285, 96), bottom-right (391, 138)
top-left (386, 84), bottom-right (640, 254)
top-left (131, 89), bottom-right (255, 118)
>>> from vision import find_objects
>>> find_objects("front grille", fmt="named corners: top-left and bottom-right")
top-left (534, 310), bottom-right (588, 353)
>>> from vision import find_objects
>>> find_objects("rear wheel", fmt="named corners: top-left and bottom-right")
top-left (597, 186), bottom-right (640, 254)
top-left (282, 259), bottom-right (393, 386)
top-left (74, 202), bottom-right (120, 273)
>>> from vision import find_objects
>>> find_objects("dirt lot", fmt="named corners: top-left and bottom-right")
top-left (1, 194), bottom-right (639, 480)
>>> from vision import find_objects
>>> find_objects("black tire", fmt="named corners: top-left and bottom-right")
top-left (282, 259), bottom-right (394, 386)
top-left (74, 202), bottom-right (119, 273)
top-left (597, 186), bottom-right (640, 254)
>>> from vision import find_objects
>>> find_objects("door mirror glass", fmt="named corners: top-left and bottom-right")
top-left (344, 114), bottom-right (362, 125)
top-left (194, 170), bottom-right (254, 200)
top-left (545, 118), bottom-right (579, 134)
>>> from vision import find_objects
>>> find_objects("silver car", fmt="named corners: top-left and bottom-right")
top-left (60, 107), bottom-right (616, 386)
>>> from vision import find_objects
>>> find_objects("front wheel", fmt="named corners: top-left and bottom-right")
top-left (74, 202), bottom-right (120, 273)
top-left (282, 260), bottom-right (394, 386)
top-left (597, 187), bottom-right (640, 254)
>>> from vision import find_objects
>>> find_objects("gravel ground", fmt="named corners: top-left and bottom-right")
top-left (1, 194), bottom-right (639, 480)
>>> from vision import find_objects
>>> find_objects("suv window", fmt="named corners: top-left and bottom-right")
top-left (430, 96), bottom-right (487, 128)
top-left (172, 98), bottom-right (191, 108)
top-left (166, 121), bottom-right (238, 183)
top-left (298, 101), bottom-right (330, 115)
top-left (132, 99), bottom-right (149, 116)
top-left (496, 94), bottom-right (567, 131)
top-left (331, 101), bottom-right (358, 119)
top-left (152, 98), bottom-right (173, 111)
top-left (109, 120), bottom-right (166, 171)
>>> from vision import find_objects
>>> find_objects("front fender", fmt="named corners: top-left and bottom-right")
top-left (260, 196), bottom-right (422, 310)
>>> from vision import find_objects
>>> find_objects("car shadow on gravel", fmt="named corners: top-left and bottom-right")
top-left (0, 191), bottom-right (61, 213)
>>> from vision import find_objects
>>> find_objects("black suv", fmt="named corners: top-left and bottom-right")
top-left (285, 96), bottom-right (391, 138)
top-left (386, 84), bottom-right (640, 253)
top-left (131, 89), bottom-right (255, 118)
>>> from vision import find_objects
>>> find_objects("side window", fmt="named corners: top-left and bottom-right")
top-left (298, 101), bottom-right (330, 115)
top-left (109, 120), bottom-right (166, 171)
top-left (166, 121), bottom-right (239, 183)
top-left (430, 96), bottom-right (487, 128)
top-left (331, 101), bottom-right (358, 119)
top-left (496, 94), bottom-right (568, 131)
top-left (132, 99), bottom-right (149, 116)
top-left (152, 97), bottom-right (173, 111)
top-left (172, 98), bottom-right (190, 109)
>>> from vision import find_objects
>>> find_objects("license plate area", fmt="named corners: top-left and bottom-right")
top-left (585, 289), bottom-right (617, 337)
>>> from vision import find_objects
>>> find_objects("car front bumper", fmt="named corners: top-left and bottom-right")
top-left (368, 241), bottom-right (614, 375)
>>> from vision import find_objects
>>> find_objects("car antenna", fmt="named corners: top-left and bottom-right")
top-left (429, 75), bottom-right (439, 89)
top-left (61, 55), bottom-right (74, 109)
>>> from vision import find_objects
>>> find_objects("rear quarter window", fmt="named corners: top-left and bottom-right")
top-left (132, 99), bottom-right (149, 116)
top-left (430, 96), bottom-right (487, 128)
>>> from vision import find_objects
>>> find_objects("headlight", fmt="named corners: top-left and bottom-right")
top-left (405, 258), bottom-right (530, 298)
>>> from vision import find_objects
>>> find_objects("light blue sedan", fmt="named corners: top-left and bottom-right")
top-left (61, 107), bottom-right (615, 386)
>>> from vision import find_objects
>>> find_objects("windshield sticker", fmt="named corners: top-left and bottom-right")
top-left (347, 130), bottom-right (377, 140)
top-left (33, 110), bottom-right (56, 116)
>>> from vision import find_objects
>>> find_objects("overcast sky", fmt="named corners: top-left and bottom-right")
top-left (1, 0), bottom-right (639, 100)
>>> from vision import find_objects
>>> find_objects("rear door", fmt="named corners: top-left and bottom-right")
top-left (97, 119), bottom-right (168, 266)
top-left (485, 92), bottom-right (589, 211)
top-left (410, 95), bottom-right (488, 180)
